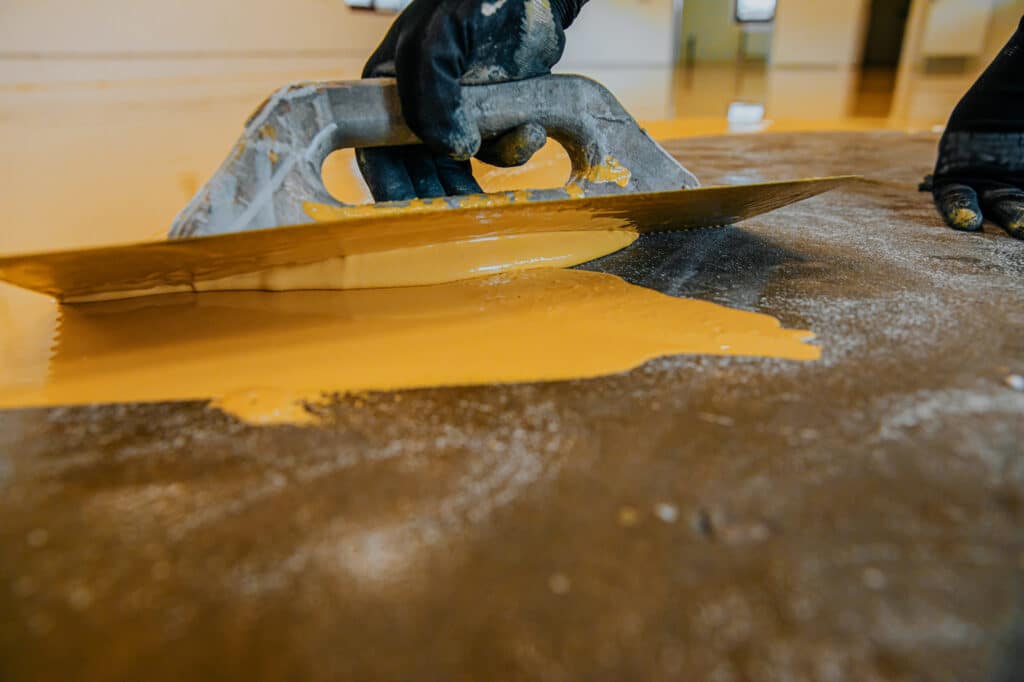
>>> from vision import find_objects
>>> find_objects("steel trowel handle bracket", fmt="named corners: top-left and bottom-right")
top-left (460, 76), bottom-right (699, 195)
top-left (168, 75), bottom-right (699, 239)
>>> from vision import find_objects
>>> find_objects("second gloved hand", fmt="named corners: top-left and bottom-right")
top-left (357, 0), bottom-right (587, 202)
top-left (922, 16), bottom-right (1024, 240)
top-left (924, 132), bottom-right (1024, 239)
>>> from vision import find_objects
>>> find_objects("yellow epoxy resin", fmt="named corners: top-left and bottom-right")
top-left (194, 230), bottom-right (638, 293)
top-left (0, 268), bottom-right (820, 425)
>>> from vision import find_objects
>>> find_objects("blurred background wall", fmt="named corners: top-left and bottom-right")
top-left (2, 0), bottom-right (1023, 79)
top-left (0, 0), bottom-right (678, 79)
top-left (0, 0), bottom-right (393, 55)
top-left (771, 0), bottom-right (871, 67)
top-left (2, 0), bottom-right (1024, 260)
top-left (680, 0), bottom-right (772, 64)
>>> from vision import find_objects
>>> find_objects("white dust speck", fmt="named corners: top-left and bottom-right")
top-left (880, 386), bottom-right (1024, 442)
top-left (67, 585), bottom-right (94, 611)
top-left (654, 502), bottom-right (679, 524)
top-left (548, 572), bottom-right (571, 595)
top-left (1004, 374), bottom-right (1024, 392)
top-left (698, 412), bottom-right (735, 427)
top-left (862, 567), bottom-right (887, 590)
top-left (336, 526), bottom-right (416, 584)
top-left (26, 528), bottom-right (48, 548)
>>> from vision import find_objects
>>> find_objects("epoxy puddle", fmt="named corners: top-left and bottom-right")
top-left (0, 258), bottom-right (820, 425)
top-left (0, 82), bottom-right (821, 425)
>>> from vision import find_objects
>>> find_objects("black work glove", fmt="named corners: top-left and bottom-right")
top-left (357, 0), bottom-right (588, 202)
top-left (923, 133), bottom-right (1024, 238)
top-left (921, 17), bottom-right (1024, 240)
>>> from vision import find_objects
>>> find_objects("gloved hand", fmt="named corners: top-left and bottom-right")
top-left (922, 16), bottom-right (1024, 239)
top-left (357, 0), bottom-right (588, 202)
top-left (923, 133), bottom-right (1024, 239)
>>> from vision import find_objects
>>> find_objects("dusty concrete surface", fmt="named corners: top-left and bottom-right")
top-left (1, 131), bottom-right (1022, 681)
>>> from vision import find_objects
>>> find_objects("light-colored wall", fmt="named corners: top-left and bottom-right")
top-left (917, 0), bottom-right (1023, 62)
top-left (562, 0), bottom-right (678, 66)
top-left (0, 0), bottom-right (393, 84)
top-left (771, 0), bottom-right (872, 67)
top-left (0, 0), bottom-right (395, 55)
top-left (891, 0), bottom-right (1021, 122)
top-left (0, 0), bottom-right (679, 65)
top-left (679, 0), bottom-right (772, 63)
top-left (765, 66), bottom-right (858, 119)
top-left (983, 0), bottom-right (1024, 62)
top-left (920, 0), bottom-right (994, 58)
top-left (0, 0), bottom-right (393, 55)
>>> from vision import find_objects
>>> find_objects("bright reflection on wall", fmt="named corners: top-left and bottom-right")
top-left (735, 0), bottom-right (777, 23)
top-left (344, 0), bottom-right (410, 11)
top-left (727, 101), bottom-right (767, 132)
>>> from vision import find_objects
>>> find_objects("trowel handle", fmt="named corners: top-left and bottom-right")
top-left (348, 76), bottom-right (699, 190)
top-left (169, 75), bottom-right (699, 238)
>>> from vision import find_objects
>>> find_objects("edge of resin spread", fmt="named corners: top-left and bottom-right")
top-left (0, 269), bottom-right (820, 425)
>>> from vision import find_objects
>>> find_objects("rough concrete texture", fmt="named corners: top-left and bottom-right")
top-left (1, 132), bottom-right (1022, 681)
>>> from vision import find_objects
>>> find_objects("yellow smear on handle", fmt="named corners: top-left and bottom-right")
top-left (583, 155), bottom-right (632, 188)
top-left (303, 197), bottom-right (441, 222)
top-left (302, 190), bottom-right (542, 223)
top-left (564, 182), bottom-right (586, 199)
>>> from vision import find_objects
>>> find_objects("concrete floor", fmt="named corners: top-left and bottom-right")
top-left (1, 131), bottom-right (1022, 681)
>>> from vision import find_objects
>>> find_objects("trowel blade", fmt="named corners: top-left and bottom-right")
top-left (0, 176), bottom-right (855, 302)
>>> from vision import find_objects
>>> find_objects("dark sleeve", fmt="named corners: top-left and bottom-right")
top-left (549, 0), bottom-right (589, 29)
top-left (944, 15), bottom-right (1024, 134)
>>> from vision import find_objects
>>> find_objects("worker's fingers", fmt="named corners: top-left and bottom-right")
top-left (356, 146), bottom-right (481, 201)
top-left (403, 147), bottom-right (447, 198)
top-left (434, 156), bottom-right (482, 196)
top-left (934, 183), bottom-right (985, 232)
top-left (982, 188), bottom-right (1024, 239)
top-left (394, 17), bottom-right (481, 160)
top-left (475, 123), bottom-right (548, 168)
top-left (356, 147), bottom-right (417, 202)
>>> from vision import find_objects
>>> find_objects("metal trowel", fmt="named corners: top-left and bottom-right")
top-left (0, 75), bottom-right (854, 302)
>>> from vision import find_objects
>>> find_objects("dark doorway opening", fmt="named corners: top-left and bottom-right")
top-left (854, 0), bottom-right (912, 117)
top-left (861, 0), bottom-right (912, 68)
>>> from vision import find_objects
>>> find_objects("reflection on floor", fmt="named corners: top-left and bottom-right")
top-left (0, 59), bottom-right (980, 253)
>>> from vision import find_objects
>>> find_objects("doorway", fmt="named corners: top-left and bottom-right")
top-left (861, 0), bottom-right (913, 68)
top-left (854, 0), bottom-right (912, 117)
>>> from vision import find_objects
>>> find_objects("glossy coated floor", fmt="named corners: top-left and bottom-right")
top-left (0, 60), bottom-right (979, 257)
